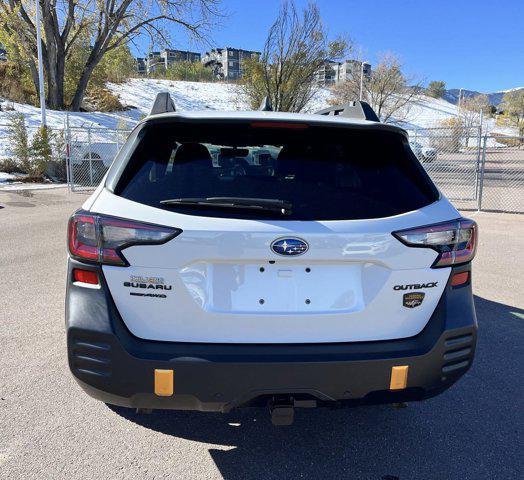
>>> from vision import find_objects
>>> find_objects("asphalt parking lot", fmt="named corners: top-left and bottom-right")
top-left (0, 187), bottom-right (522, 480)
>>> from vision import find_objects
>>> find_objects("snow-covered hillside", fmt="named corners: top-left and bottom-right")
top-left (106, 79), bottom-right (474, 131)
top-left (0, 78), bottom-right (515, 144)
top-left (445, 87), bottom-right (524, 106)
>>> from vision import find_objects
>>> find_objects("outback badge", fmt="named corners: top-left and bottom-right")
top-left (403, 292), bottom-right (425, 308)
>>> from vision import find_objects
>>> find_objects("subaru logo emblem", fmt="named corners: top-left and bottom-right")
top-left (271, 238), bottom-right (309, 256)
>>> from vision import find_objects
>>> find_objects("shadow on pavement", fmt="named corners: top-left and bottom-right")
top-left (110, 295), bottom-right (523, 480)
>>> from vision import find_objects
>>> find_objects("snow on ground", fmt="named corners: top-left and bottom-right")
top-left (106, 78), bottom-right (334, 115)
top-left (107, 79), bottom-right (247, 114)
top-left (0, 182), bottom-right (67, 190)
top-left (0, 77), bottom-right (514, 134)
top-left (0, 172), bottom-right (20, 184)
top-left (393, 94), bottom-right (515, 136)
top-left (0, 98), bottom-right (138, 131)
top-left (105, 79), bottom-right (514, 134)
top-left (0, 171), bottom-right (68, 190)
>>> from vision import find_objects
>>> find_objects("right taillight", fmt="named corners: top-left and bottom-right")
top-left (393, 218), bottom-right (477, 268)
top-left (68, 211), bottom-right (181, 266)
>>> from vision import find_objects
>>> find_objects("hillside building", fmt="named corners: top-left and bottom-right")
top-left (202, 47), bottom-right (260, 80)
top-left (139, 49), bottom-right (201, 74)
top-left (315, 60), bottom-right (372, 86)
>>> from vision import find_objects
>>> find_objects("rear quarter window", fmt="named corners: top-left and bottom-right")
top-left (114, 121), bottom-right (439, 220)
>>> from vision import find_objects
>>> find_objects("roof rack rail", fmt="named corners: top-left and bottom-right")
top-left (150, 92), bottom-right (176, 116)
top-left (259, 96), bottom-right (273, 111)
top-left (315, 101), bottom-right (379, 122)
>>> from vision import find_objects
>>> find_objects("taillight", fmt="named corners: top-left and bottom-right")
top-left (393, 218), bottom-right (477, 268)
top-left (68, 211), bottom-right (181, 266)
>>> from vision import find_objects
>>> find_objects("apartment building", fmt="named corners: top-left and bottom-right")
top-left (136, 57), bottom-right (147, 75)
top-left (138, 49), bottom-right (201, 74)
top-left (315, 60), bottom-right (340, 85)
top-left (315, 59), bottom-right (372, 86)
top-left (202, 47), bottom-right (260, 80)
top-left (338, 60), bottom-right (371, 83)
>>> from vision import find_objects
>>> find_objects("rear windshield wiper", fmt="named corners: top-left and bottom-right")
top-left (160, 197), bottom-right (293, 215)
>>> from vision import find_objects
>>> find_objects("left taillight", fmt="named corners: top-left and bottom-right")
top-left (68, 211), bottom-right (181, 266)
top-left (393, 218), bottom-right (478, 268)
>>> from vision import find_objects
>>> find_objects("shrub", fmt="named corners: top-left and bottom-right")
top-left (0, 62), bottom-right (37, 105)
top-left (83, 86), bottom-right (124, 112)
top-left (164, 61), bottom-right (215, 82)
top-left (429, 118), bottom-right (465, 152)
top-left (492, 134), bottom-right (523, 147)
top-left (0, 157), bottom-right (23, 174)
top-left (6, 112), bottom-right (31, 172)
top-left (30, 126), bottom-right (53, 177)
top-left (5, 114), bottom-right (64, 180)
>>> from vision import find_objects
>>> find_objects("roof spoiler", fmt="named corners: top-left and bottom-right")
top-left (150, 92), bottom-right (176, 115)
top-left (315, 101), bottom-right (380, 122)
top-left (259, 96), bottom-right (273, 111)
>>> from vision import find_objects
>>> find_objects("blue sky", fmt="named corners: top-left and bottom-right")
top-left (135, 0), bottom-right (523, 92)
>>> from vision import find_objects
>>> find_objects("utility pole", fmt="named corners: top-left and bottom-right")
top-left (457, 88), bottom-right (464, 117)
top-left (359, 61), bottom-right (369, 101)
top-left (479, 106), bottom-right (484, 136)
top-left (35, 0), bottom-right (47, 126)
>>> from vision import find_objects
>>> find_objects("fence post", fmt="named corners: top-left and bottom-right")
top-left (87, 127), bottom-right (93, 186)
top-left (65, 114), bottom-right (72, 191)
top-left (474, 124), bottom-right (482, 199)
top-left (477, 135), bottom-right (488, 211)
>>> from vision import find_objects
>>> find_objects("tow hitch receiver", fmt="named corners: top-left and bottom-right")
top-left (270, 404), bottom-right (294, 426)
top-left (269, 396), bottom-right (317, 425)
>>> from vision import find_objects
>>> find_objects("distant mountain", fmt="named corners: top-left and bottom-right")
top-left (444, 87), bottom-right (524, 106)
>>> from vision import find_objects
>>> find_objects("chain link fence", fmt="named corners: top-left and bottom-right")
top-left (0, 122), bottom-right (130, 188)
top-left (408, 127), bottom-right (483, 211)
top-left (407, 127), bottom-right (523, 213)
top-left (0, 123), bottom-right (69, 181)
top-left (1, 122), bottom-right (522, 213)
top-left (477, 136), bottom-right (524, 213)
top-left (66, 126), bottom-right (131, 191)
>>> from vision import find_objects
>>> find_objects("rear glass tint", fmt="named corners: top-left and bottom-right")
top-left (114, 121), bottom-right (439, 220)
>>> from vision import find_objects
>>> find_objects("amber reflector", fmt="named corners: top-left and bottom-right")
top-left (451, 271), bottom-right (469, 287)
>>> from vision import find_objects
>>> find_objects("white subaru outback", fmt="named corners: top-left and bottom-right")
top-left (66, 94), bottom-right (477, 425)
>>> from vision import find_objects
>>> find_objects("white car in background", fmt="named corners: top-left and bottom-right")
top-left (410, 141), bottom-right (438, 162)
top-left (70, 142), bottom-right (119, 184)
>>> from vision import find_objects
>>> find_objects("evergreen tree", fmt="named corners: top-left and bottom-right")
top-left (427, 81), bottom-right (446, 99)
top-left (30, 127), bottom-right (53, 178)
top-left (7, 112), bottom-right (31, 172)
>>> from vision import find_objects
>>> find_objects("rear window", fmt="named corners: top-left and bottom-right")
top-left (114, 121), bottom-right (439, 220)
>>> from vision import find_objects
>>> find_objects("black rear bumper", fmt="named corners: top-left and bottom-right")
top-left (66, 260), bottom-right (477, 412)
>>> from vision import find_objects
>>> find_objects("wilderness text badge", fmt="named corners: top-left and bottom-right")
top-left (403, 292), bottom-right (425, 308)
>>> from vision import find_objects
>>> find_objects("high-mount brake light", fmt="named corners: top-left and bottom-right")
top-left (250, 122), bottom-right (309, 129)
top-left (68, 212), bottom-right (180, 266)
top-left (393, 218), bottom-right (477, 268)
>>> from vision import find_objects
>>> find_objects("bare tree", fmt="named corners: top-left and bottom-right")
top-left (0, 0), bottom-right (221, 110)
top-left (460, 94), bottom-right (489, 128)
top-left (501, 89), bottom-right (524, 138)
top-left (459, 94), bottom-right (489, 145)
top-left (242, 0), bottom-right (348, 112)
top-left (330, 53), bottom-right (422, 123)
